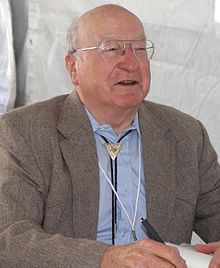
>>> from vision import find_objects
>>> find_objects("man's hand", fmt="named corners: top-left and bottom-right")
top-left (100, 239), bottom-right (187, 268)
top-left (196, 242), bottom-right (220, 268)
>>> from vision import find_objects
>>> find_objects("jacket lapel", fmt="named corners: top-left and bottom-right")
top-left (57, 93), bottom-right (177, 241)
top-left (57, 91), bottom-right (100, 240)
top-left (139, 103), bottom-right (177, 240)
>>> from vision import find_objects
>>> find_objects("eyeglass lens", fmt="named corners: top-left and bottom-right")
top-left (100, 40), bottom-right (154, 60)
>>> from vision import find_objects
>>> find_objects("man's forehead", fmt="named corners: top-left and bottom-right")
top-left (77, 5), bottom-right (145, 44)
top-left (80, 4), bottom-right (138, 21)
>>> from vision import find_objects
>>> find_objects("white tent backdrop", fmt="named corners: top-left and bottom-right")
top-left (0, 0), bottom-right (16, 114)
top-left (4, 0), bottom-right (220, 243)
top-left (10, 0), bottom-right (220, 159)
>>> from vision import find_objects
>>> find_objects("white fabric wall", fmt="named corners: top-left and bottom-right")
top-left (10, 0), bottom-right (220, 161)
top-left (0, 0), bottom-right (16, 114)
top-left (12, 0), bottom-right (220, 158)
top-left (10, 0), bottom-right (28, 108)
top-left (5, 1), bottom-right (220, 166)
top-left (3, 0), bottom-right (220, 244)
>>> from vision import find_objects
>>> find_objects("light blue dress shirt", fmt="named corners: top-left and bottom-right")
top-left (85, 107), bottom-right (147, 245)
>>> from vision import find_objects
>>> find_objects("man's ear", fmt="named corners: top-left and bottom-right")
top-left (65, 53), bottom-right (79, 85)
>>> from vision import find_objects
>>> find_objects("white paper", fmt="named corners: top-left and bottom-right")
top-left (166, 242), bottom-right (212, 268)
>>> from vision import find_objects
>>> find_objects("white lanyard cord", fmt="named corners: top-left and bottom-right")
top-left (99, 139), bottom-right (142, 235)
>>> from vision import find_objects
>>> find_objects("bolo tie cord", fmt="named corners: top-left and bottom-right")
top-left (100, 129), bottom-right (133, 245)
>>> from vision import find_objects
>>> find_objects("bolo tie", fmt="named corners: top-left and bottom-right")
top-left (100, 129), bottom-right (133, 245)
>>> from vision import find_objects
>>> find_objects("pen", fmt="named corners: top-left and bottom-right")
top-left (141, 217), bottom-right (165, 244)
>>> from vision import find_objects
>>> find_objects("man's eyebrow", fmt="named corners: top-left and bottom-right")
top-left (135, 35), bottom-right (146, 40)
top-left (100, 34), bottom-right (146, 41)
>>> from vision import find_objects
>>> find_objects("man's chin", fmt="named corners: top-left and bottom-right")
top-left (113, 98), bottom-right (143, 110)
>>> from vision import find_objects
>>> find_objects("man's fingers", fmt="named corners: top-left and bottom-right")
top-left (140, 253), bottom-right (177, 268)
top-left (100, 239), bottom-right (187, 268)
top-left (196, 242), bottom-right (220, 254)
top-left (208, 247), bottom-right (220, 268)
top-left (139, 239), bottom-right (187, 268)
top-left (195, 242), bottom-right (220, 268)
top-left (196, 244), bottom-right (214, 254)
top-left (124, 246), bottom-right (176, 268)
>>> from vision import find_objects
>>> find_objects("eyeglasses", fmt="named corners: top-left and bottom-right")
top-left (73, 39), bottom-right (154, 60)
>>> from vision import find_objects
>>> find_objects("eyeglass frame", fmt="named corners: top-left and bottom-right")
top-left (72, 39), bottom-right (154, 60)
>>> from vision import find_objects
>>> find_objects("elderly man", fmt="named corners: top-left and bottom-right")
top-left (0, 4), bottom-right (220, 268)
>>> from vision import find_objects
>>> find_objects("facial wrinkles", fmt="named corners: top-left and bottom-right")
top-left (75, 5), bottom-right (151, 111)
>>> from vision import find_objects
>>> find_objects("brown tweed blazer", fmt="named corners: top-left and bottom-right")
top-left (0, 90), bottom-right (220, 267)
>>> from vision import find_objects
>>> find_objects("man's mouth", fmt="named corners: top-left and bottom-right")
top-left (117, 80), bottom-right (138, 86)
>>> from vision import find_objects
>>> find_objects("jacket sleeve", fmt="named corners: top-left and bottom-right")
top-left (194, 121), bottom-right (220, 242)
top-left (0, 112), bottom-right (109, 268)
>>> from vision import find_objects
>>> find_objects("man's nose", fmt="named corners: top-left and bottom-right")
top-left (117, 45), bottom-right (139, 72)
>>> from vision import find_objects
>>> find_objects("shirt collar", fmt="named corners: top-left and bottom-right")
top-left (84, 106), bottom-right (141, 137)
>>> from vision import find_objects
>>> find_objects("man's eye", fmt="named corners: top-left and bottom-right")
top-left (105, 47), bottom-right (118, 51)
top-left (135, 48), bottom-right (146, 51)
top-left (134, 48), bottom-right (148, 57)
top-left (135, 48), bottom-right (147, 53)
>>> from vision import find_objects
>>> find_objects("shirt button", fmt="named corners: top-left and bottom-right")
top-left (122, 232), bottom-right (126, 237)
top-left (122, 190), bottom-right (127, 196)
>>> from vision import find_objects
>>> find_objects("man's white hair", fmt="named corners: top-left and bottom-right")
top-left (65, 18), bottom-right (79, 53)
